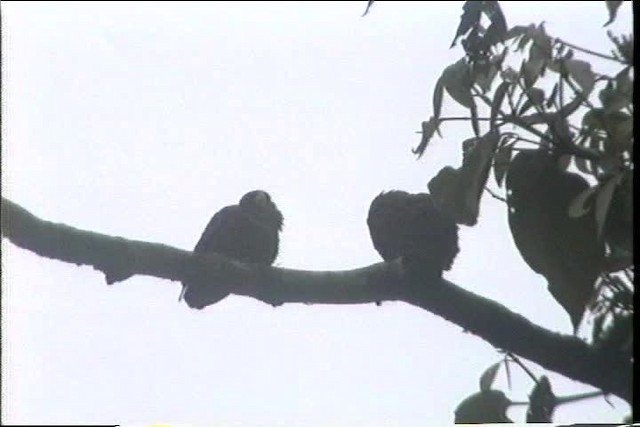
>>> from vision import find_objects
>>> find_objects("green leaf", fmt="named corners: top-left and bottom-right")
top-left (474, 63), bottom-right (499, 93)
top-left (413, 117), bottom-right (440, 158)
top-left (521, 56), bottom-right (545, 88)
top-left (506, 150), bottom-right (604, 331)
top-left (546, 83), bottom-right (558, 109)
top-left (441, 58), bottom-right (474, 109)
top-left (455, 390), bottom-right (512, 423)
top-left (504, 24), bottom-right (532, 42)
top-left (518, 87), bottom-right (545, 115)
top-left (595, 173), bottom-right (622, 238)
top-left (470, 99), bottom-right (480, 137)
top-left (491, 81), bottom-right (510, 129)
top-left (433, 78), bottom-right (445, 120)
top-left (603, 169), bottom-right (633, 256)
top-left (568, 185), bottom-right (596, 219)
top-left (493, 142), bottom-right (512, 187)
top-left (450, 0), bottom-right (484, 48)
top-left (604, 0), bottom-right (624, 26)
top-left (479, 362), bottom-right (502, 392)
top-left (429, 129), bottom-right (500, 226)
top-left (564, 59), bottom-right (595, 95)
top-left (599, 80), bottom-right (629, 112)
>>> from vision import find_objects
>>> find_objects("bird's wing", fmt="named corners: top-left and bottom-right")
top-left (193, 205), bottom-right (242, 253)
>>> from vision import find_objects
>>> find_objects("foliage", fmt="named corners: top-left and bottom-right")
top-left (409, 0), bottom-right (632, 423)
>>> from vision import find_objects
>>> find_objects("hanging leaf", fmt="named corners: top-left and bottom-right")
top-left (493, 142), bottom-right (512, 187)
top-left (474, 63), bottom-right (499, 93)
top-left (450, 0), bottom-right (484, 48)
top-left (599, 80), bottom-right (629, 112)
top-left (506, 149), bottom-right (605, 331)
top-left (595, 173), bottom-right (623, 237)
top-left (429, 129), bottom-right (500, 226)
top-left (568, 185), bottom-right (597, 219)
top-left (505, 24), bottom-right (532, 42)
top-left (413, 117), bottom-right (441, 158)
top-left (361, 0), bottom-right (375, 17)
top-left (518, 87), bottom-right (545, 115)
top-left (479, 362), bottom-right (502, 392)
top-left (454, 390), bottom-right (512, 423)
top-left (564, 58), bottom-right (596, 95)
top-left (441, 58), bottom-right (474, 109)
top-left (546, 83), bottom-right (559, 109)
top-left (433, 78), bottom-right (445, 121)
top-left (604, 0), bottom-right (624, 26)
top-left (603, 169), bottom-right (633, 257)
top-left (470, 99), bottom-right (480, 137)
top-left (522, 56), bottom-right (547, 89)
top-left (491, 81), bottom-right (510, 129)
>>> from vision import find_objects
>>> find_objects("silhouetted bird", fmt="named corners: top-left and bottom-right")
top-left (367, 190), bottom-right (459, 281)
top-left (180, 190), bottom-right (283, 309)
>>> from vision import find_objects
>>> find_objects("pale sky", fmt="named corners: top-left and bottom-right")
top-left (1, 1), bottom-right (632, 425)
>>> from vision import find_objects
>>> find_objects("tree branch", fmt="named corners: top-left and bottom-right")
top-left (1, 197), bottom-right (631, 403)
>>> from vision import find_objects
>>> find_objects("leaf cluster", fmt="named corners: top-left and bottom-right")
top-left (413, 1), bottom-right (633, 422)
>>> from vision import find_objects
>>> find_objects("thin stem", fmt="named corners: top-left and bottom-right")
top-left (555, 38), bottom-right (626, 65)
top-left (485, 187), bottom-right (507, 203)
top-left (506, 352), bottom-right (539, 384)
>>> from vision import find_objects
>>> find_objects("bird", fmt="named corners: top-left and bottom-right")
top-left (180, 190), bottom-right (283, 309)
top-left (367, 190), bottom-right (459, 282)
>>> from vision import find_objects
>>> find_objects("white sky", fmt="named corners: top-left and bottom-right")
top-left (1, 1), bottom-right (632, 425)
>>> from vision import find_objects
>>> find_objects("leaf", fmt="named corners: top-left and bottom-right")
top-left (546, 83), bottom-right (558, 109)
top-left (470, 99), bottom-right (480, 137)
top-left (604, 0), bottom-right (624, 26)
top-left (564, 59), bottom-right (595, 95)
top-left (504, 24), bottom-right (531, 42)
top-left (450, 0), bottom-right (483, 48)
top-left (474, 63), bottom-right (498, 93)
top-left (567, 185), bottom-right (596, 219)
top-left (433, 78), bottom-right (445, 120)
top-left (361, 0), bottom-right (375, 17)
top-left (479, 362), bottom-right (502, 392)
top-left (599, 80), bottom-right (628, 112)
top-left (413, 117), bottom-right (440, 158)
top-left (484, 4), bottom-right (508, 48)
top-left (595, 173), bottom-right (622, 237)
top-left (526, 376), bottom-right (556, 423)
top-left (521, 56), bottom-right (545, 89)
top-left (603, 169), bottom-right (633, 256)
top-left (491, 81), bottom-right (510, 129)
top-left (441, 58), bottom-right (474, 109)
top-left (518, 87), bottom-right (545, 115)
top-left (454, 390), bottom-right (512, 423)
top-left (493, 142), bottom-right (512, 187)
top-left (506, 150), bottom-right (605, 331)
top-left (429, 129), bottom-right (500, 226)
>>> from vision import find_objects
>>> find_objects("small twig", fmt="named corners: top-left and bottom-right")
top-left (485, 187), bottom-right (507, 203)
top-left (507, 352), bottom-right (539, 384)
top-left (555, 38), bottom-right (626, 65)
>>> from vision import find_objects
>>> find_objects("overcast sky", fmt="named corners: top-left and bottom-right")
top-left (1, 1), bottom-right (632, 425)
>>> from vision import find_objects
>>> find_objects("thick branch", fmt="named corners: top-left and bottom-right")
top-left (1, 197), bottom-right (631, 402)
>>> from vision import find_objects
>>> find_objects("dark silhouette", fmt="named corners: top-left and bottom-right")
top-left (180, 190), bottom-right (283, 308)
top-left (367, 190), bottom-right (459, 281)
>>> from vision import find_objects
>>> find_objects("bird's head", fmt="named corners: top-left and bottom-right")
top-left (240, 190), bottom-right (284, 231)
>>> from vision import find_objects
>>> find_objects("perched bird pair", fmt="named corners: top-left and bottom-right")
top-left (181, 189), bottom-right (458, 308)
